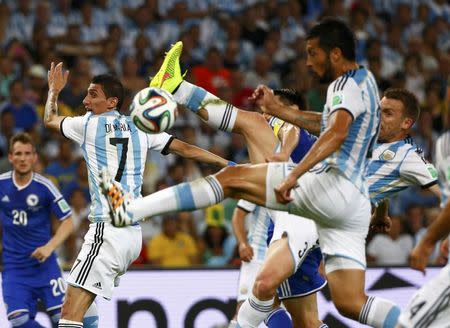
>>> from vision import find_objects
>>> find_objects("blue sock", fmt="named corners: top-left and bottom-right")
top-left (264, 308), bottom-right (293, 328)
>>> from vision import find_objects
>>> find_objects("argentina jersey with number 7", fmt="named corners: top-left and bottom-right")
top-left (60, 110), bottom-right (174, 222)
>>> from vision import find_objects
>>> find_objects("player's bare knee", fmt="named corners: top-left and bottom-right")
top-left (253, 274), bottom-right (277, 299)
top-left (215, 165), bottom-right (251, 196)
top-left (236, 110), bottom-right (263, 133)
top-left (333, 298), bottom-right (362, 319)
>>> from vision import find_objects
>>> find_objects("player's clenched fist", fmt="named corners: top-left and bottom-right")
top-left (251, 85), bottom-right (282, 116)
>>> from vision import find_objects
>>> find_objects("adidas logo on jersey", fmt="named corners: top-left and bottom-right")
top-left (93, 282), bottom-right (102, 289)
top-left (1, 195), bottom-right (10, 202)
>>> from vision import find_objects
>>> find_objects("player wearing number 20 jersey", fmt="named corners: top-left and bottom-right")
top-left (0, 170), bottom-right (71, 324)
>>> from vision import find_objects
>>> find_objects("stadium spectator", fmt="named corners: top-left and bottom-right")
top-left (367, 216), bottom-right (414, 265)
top-left (191, 47), bottom-right (231, 95)
top-left (2, 79), bottom-right (38, 132)
top-left (199, 204), bottom-right (236, 267)
top-left (45, 138), bottom-right (78, 190)
top-left (146, 215), bottom-right (199, 267)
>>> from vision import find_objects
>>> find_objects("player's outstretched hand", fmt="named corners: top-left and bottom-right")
top-left (238, 242), bottom-right (254, 262)
top-left (409, 241), bottom-right (434, 274)
top-left (31, 244), bottom-right (53, 263)
top-left (48, 62), bottom-right (69, 94)
top-left (274, 175), bottom-right (297, 204)
top-left (251, 85), bottom-right (282, 115)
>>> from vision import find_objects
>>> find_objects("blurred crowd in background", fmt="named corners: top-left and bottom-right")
top-left (0, 0), bottom-right (449, 269)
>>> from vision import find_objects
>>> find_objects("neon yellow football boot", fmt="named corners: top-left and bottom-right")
top-left (149, 41), bottom-right (184, 94)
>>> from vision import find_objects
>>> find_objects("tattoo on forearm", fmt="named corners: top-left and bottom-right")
top-left (295, 113), bottom-right (321, 134)
top-left (44, 92), bottom-right (58, 122)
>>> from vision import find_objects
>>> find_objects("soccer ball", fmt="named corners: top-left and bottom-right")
top-left (130, 87), bottom-right (177, 133)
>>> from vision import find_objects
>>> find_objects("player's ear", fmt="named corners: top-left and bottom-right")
top-left (108, 97), bottom-right (119, 109)
top-left (402, 117), bottom-right (414, 130)
top-left (330, 47), bottom-right (341, 63)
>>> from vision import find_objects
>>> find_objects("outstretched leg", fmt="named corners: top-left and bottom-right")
top-left (149, 41), bottom-right (278, 164)
top-left (100, 164), bottom-right (274, 226)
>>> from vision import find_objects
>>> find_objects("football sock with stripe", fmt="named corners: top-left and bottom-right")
top-left (173, 81), bottom-right (238, 132)
top-left (58, 319), bottom-right (83, 327)
top-left (264, 308), bottom-right (293, 328)
top-left (128, 175), bottom-right (224, 222)
top-left (83, 302), bottom-right (99, 328)
top-left (11, 313), bottom-right (45, 328)
top-left (358, 296), bottom-right (400, 328)
top-left (237, 292), bottom-right (274, 327)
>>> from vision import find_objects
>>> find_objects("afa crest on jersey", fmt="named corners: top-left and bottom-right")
top-left (379, 149), bottom-right (396, 161)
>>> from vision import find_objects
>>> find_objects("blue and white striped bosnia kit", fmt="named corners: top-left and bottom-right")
top-left (367, 137), bottom-right (438, 205)
top-left (61, 110), bottom-right (173, 222)
top-left (319, 67), bottom-right (380, 195)
top-left (435, 131), bottom-right (450, 208)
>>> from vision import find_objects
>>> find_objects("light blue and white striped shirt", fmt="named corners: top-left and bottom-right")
top-left (368, 137), bottom-right (438, 205)
top-left (319, 67), bottom-right (380, 196)
top-left (237, 200), bottom-right (271, 262)
top-left (61, 110), bottom-right (173, 222)
top-left (435, 131), bottom-right (450, 208)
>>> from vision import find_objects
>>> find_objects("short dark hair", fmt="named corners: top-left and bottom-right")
top-left (9, 132), bottom-right (35, 153)
top-left (273, 89), bottom-right (306, 109)
top-left (384, 88), bottom-right (420, 122)
top-left (91, 74), bottom-right (124, 110)
top-left (307, 17), bottom-right (356, 61)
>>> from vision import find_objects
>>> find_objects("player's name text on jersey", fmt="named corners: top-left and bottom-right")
top-left (105, 123), bottom-right (131, 133)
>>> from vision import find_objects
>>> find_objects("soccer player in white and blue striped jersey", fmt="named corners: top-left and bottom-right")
top-left (43, 62), bottom-right (232, 328)
top-left (435, 130), bottom-right (450, 206)
top-left (397, 129), bottom-right (450, 327)
top-left (102, 18), bottom-right (400, 327)
top-left (368, 89), bottom-right (440, 207)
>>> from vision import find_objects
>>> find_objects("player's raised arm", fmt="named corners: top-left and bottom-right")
top-left (266, 122), bottom-right (300, 162)
top-left (231, 202), bottom-right (254, 262)
top-left (167, 138), bottom-right (232, 168)
top-left (44, 62), bottom-right (69, 132)
top-left (253, 85), bottom-right (322, 135)
top-left (275, 109), bottom-right (352, 203)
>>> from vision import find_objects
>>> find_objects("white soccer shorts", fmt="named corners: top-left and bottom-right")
top-left (269, 210), bottom-right (319, 271)
top-left (265, 162), bottom-right (371, 270)
top-left (67, 222), bottom-right (142, 300)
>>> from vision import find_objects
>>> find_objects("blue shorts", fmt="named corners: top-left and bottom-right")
top-left (2, 257), bottom-right (65, 318)
top-left (267, 220), bottom-right (326, 299)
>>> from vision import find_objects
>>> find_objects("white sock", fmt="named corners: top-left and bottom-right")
top-left (59, 319), bottom-right (83, 327)
top-left (228, 319), bottom-right (238, 328)
top-left (174, 81), bottom-right (238, 132)
top-left (129, 175), bottom-right (224, 222)
top-left (237, 293), bottom-right (274, 328)
top-left (359, 296), bottom-right (400, 328)
top-left (83, 302), bottom-right (99, 328)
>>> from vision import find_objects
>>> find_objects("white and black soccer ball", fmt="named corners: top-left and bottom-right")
top-left (130, 87), bottom-right (177, 134)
